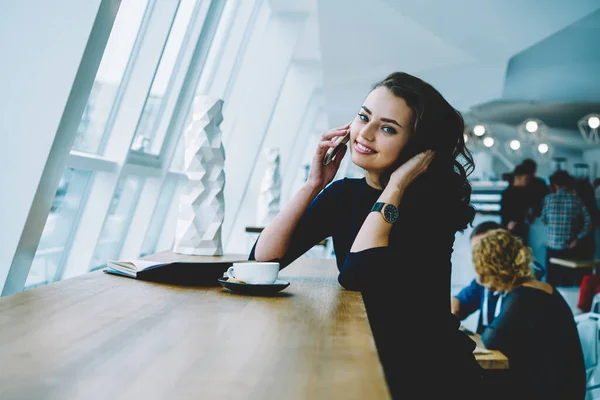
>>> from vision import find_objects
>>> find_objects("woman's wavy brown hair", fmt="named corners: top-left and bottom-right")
top-left (371, 72), bottom-right (475, 231)
top-left (472, 229), bottom-right (534, 292)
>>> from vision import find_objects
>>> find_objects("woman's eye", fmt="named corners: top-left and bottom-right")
top-left (358, 113), bottom-right (368, 122)
top-left (382, 126), bottom-right (397, 134)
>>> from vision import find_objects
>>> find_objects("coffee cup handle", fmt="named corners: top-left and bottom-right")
top-left (226, 266), bottom-right (235, 279)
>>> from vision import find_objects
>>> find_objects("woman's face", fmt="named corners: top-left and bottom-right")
top-left (349, 86), bottom-right (413, 174)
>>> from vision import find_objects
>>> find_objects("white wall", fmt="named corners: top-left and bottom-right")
top-left (583, 148), bottom-right (600, 180)
top-left (0, 0), bottom-right (119, 294)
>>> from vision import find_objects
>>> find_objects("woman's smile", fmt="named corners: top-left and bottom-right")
top-left (354, 141), bottom-right (377, 154)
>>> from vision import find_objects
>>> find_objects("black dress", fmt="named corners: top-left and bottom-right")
top-left (482, 286), bottom-right (586, 400)
top-left (250, 176), bottom-right (483, 399)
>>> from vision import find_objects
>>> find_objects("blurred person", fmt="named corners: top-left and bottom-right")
top-left (452, 221), bottom-right (545, 334)
top-left (473, 229), bottom-right (586, 400)
top-left (542, 170), bottom-right (592, 286)
top-left (500, 164), bottom-right (532, 244)
top-left (573, 177), bottom-right (600, 260)
top-left (250, 72), bottom-right (483, 398)
top-left (520, 158), bottom-right (549, 219)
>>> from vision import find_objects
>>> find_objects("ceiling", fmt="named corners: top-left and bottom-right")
top-left (308, 0), bottom-right (600, 152)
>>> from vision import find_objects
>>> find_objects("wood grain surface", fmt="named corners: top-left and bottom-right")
top-left (470, 334), bottom-right (509, 370)
top-left (549, 257), bottom-right (600, 269)
top-left (0, 257), bottom-right (391, 400)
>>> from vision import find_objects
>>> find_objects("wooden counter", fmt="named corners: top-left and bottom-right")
top-left (0, 256), bottom-right (508, 399)
top-left (470, 333), bottom-right (509, 370)
top-left (0, 257), bottom-right (390, 400)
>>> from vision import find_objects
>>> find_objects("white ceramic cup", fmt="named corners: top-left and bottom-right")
top-left (226, 262), bottom-right (280, 284)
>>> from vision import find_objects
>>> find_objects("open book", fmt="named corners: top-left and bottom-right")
top-left (104, 251), bottom-right (248, 285)
top-left (106, 259), bottom-right (174, 277)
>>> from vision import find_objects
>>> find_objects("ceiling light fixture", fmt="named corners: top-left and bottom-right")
top-left (473, 124), bottom-right (486, 136)
top-left (578, 113), bottom-right (600, 144)
top-left (509, 140), bottom-right (521, 150)
top-left (517, 118), bottom-right (547, 143)
top-left (483, 137), bottom-right (495, 148)
top-left (525, 120), bottom-right (539, 133)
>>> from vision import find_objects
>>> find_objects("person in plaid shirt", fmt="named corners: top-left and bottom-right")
top-left (542, 170), bottom-right (592, 286)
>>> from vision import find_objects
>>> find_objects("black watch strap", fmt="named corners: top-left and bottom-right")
top-left (371, 202), bottom-right (398, 223)
top-left (371, 202), bottom-right (385, 212)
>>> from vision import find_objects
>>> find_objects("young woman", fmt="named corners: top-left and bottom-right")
top-left (473, 229), bottom-right (586, 400)
top-left (250, 72), bottom-right (482, 398)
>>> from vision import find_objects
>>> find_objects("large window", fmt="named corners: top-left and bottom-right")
top-left (140, 177), bottom-right (183, 256)
top-left (90, 176), bottom-right (145, 269)
top-left (26, 169), bottom-right (92, 289)
top-left (8, 0), bottom-right (273, 295)
top-left (131, 0), bottom-right (199, 155)
top-left (72, 0), bottom-right (150, 154)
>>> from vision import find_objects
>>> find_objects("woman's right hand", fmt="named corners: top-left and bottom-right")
top-left (307, 122), bottom-right (351, 191)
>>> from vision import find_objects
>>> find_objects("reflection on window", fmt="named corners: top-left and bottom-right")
top-left (194, 0), bottom-right (239, 95)
top-left (26, 169), bottom-right (92, 289)
top-left (72, 0), bottom-right (150, 154)
top-left (171, 133), bottom-right (185, 171)
top-left (140, 177), bottom-right (182, 256)
top-left (90, 176), bottom-right (145, 269)
top-left (131, 0), bottom-right (199, 155)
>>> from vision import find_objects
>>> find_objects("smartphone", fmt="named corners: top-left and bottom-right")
top-left (323, 134), bottom-right (350, 165)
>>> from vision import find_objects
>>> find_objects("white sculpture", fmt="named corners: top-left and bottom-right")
top-left (173, 96), bottom-right (225, 256)
top-left (256, 147), bottom-right (281, 226)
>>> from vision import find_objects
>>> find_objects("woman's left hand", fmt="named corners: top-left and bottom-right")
top-left (388, 150), bottom-right (435, 190)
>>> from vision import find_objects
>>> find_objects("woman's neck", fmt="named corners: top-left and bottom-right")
top-left (364, 171), bottom-right (382, 190)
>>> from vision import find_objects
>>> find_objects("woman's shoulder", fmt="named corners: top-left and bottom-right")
top-left (506, 284), bottom-right (559, 310)
top-left (326, 177), bottom-right (366, 195)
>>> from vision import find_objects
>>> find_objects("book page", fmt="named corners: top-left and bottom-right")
top-left (130, 260), bottom-right (165, 271)
top-left (107, 259), bottom-right (162, 272)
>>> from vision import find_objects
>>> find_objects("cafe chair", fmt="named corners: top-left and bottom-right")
top-left (575, 313), bottom-right (600, 399)
top-left (592, 294), bottom-right (600, 314)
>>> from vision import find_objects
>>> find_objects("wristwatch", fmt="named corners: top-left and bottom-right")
top-left (371, 202), bottom-right (399, 224)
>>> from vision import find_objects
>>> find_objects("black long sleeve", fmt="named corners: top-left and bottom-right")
top-left (482, 287), bottom-right (586, 400)
top-left (249, 177), bottom-right (482, 398)
top-left (249, 181), bottom-right (336, 269)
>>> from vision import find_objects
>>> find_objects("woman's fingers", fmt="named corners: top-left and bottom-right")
top-left (315, 140), bottom-right (337, 157)
top-left (322, 128), bottom-right (349, 142)
top-left (321, 122), bottom-right (351, 141)
top-left (417, 150), bottom-right (435, 172)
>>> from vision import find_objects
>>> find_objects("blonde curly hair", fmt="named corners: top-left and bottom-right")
top-left (472, 229), bottom-right (534, 292)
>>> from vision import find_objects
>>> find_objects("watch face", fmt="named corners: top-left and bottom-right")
top-left (383, 204), bottom-right (399, 223)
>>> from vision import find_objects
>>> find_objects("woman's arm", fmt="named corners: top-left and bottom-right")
top-left (339, 151), bottom-right (438, 290)
top-left (253, 123), bottom-right (350, 262)
top-left (350, 150), bottom-right (434, 252)
top-left (349, 185), bottom-right (404, 252)
top-left (481, 295), bottom-right (521, 351)
top-left (452, 279), bottom-right (484, 320)
top-left (253, 182), bottom-right (323, 261)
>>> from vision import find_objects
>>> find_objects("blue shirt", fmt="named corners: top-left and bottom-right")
top-left (455, 262), bottom-right (545, 334)
top-left (454, 279), bottom-right (502, 334)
